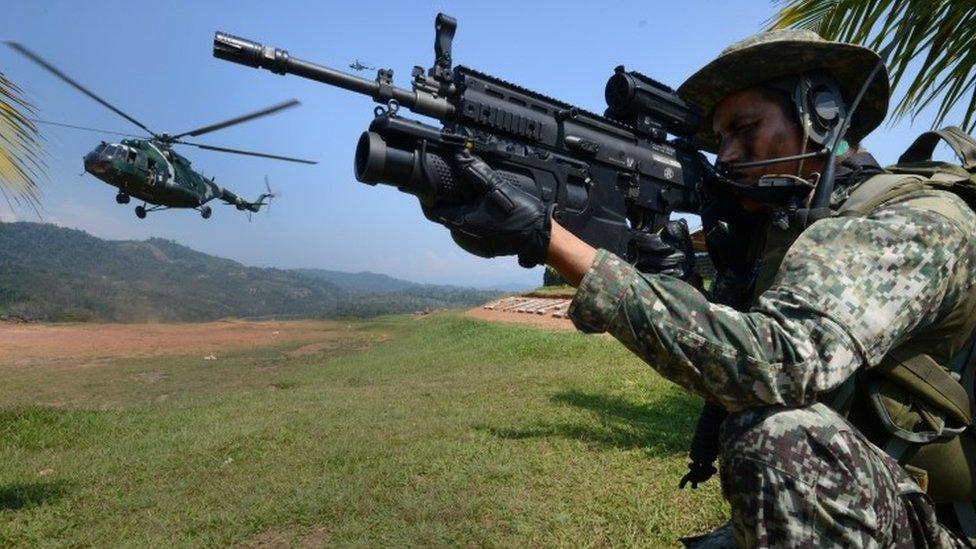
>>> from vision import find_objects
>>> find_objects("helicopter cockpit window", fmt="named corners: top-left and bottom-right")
top-left (126, 149), bottom-right (137, 164)
top-left (105, 145), bottom-right (118, 157)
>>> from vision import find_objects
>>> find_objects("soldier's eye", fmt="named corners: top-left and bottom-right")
top-left (734, 120), bottom-right (759, 134)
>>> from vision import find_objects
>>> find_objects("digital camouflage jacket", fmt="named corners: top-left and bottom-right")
top-left (567, 187), bottom-right (976, 413)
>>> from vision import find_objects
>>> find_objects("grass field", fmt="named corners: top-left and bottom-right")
top-left (528, 284), bottom-right (577, 298)
top-left (0, 313), bottom-right (726, 546)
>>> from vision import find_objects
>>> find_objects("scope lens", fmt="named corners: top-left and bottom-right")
top-left (604, 72), bottom-right (635, 113)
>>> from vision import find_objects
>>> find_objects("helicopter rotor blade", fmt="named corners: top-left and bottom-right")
top-left (6, 42), bottom-right (157, 137)
top-left (169, 99), bottom-right (300, 140)
top-left (178, 141), bottom-right (317, 164)
top-left (29, 118), bottom-right (144, 139)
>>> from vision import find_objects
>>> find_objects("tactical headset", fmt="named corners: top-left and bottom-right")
top-left (762, 71), bottom-right (848, 149)
top-left (796, 72), bottom-right (848, 148)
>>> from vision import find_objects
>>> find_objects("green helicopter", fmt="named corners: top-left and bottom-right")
top-left (8, 42), bottom-right (316, 219)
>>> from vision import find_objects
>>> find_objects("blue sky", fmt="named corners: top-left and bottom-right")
top-left (1, 1), bottom-right (966, 287)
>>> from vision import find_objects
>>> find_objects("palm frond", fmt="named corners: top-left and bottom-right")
top-left (0, 71), bottom-right (44, 217)
top-left (768, 0), bottom-right (976, 134)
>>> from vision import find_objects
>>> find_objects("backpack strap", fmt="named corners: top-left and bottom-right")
top-left (899, 126), bottom-right (976, 170)
top-left (866, 350), bottom-right (972, 447)
top-left (952, 331), bottom-right (976, 544)
top-left (836, 173), bottom-right (926, 217)
top-left (883, 350), bottom-right (972, 426)
top-left (952, 501), bottom-right (976, 546)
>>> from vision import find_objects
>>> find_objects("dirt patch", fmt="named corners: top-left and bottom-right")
top-left (0, 319), bottom-right (383, 409)
top-left (130, 370), bottom-right (168, 384)
top-left (286, 332), bottom-right (390, 358)
top-left (246, 525), bottom-right (330, 548)
top-left (465, 307), bottom-right (577, 331)
top-left (0, 319), bottom-right (340, 368)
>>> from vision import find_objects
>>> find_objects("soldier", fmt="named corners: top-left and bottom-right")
top-left (423, 30), bottom-right (976, 546)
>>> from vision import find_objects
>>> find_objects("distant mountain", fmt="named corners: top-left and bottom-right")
top-left (294, 268), bottom-right (529, 294)
top-left (0, 223), bottom-right (502, 322)
top-left (478, 282), bottom-right (536, 292)
top-left (293, 269), bottom-right (418, 293)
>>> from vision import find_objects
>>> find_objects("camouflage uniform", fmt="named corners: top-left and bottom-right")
top-left (568, 188), bottom-right (976, 546)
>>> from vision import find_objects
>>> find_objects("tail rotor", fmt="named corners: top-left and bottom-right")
top-left (263, 175), bottom-right (277, 215)
top-left (247, 175), bottom-right (277, 220)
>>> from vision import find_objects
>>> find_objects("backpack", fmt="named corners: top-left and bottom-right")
top-left (687, 127), bottom-right (976, 536)
top-left (833, 126), bottom-right (976, 540)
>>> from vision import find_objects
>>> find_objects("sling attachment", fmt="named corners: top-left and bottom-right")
top-left (825, 375), bottom-right (857, 414)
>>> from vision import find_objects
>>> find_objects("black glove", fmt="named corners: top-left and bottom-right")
top-left (679, 401), bottom-right (728, 490)
top-left (679, 460), bottom-right (718, 490)
top-left (422, 151), bottom-right (551, 268)
top-left (630, 219), bottom-right (696, 279)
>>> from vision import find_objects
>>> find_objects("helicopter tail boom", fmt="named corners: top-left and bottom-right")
top-left (216, 176), bottom-right (275, 213)
top-left (248, 176), bottom-right (276, 212)
top-left (245, 193), bottom-right (273, 212)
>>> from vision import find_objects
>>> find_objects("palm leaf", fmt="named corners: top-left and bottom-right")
top-left (768, 0), bottom-right (976, 134)
top-left (0, 71), bottom-right (44, 217)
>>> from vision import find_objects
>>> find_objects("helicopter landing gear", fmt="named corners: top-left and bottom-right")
top-left (200, 205), bottom-right (212, 219)
top-left (115, 192), bottom-right (130, 204)
top-left (134, 204), bottom-right (166, 219)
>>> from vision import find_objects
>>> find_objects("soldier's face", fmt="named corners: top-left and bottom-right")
top-left (712, 87), bottom-right (819, 185)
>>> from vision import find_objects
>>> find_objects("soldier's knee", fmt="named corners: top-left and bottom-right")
top-left (720, 403), bottom-right (847, 473)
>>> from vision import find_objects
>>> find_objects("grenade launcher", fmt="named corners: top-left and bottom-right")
top-left (213, 13), bottom-right (706, 265)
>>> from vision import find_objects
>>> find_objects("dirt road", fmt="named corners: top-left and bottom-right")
top-left (0, 309), bottom-right (582, 370)
top-left (0, 319), bottom-right (339, 366)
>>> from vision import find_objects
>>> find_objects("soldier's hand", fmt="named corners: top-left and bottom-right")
top-left (422, 151), bottom-right (551, 268)
top-left (630, 219), bottom-right (696, 279)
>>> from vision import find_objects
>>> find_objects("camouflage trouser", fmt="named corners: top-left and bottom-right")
top-left (687, 402), bottom-right (966, 548)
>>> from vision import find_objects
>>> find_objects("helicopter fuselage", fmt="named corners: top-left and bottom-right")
top-left (9, 42), bottom-right (309, 220)
top-left (84, 139), bottom-right (216, 207)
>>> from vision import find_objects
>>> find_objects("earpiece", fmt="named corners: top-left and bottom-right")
top-left (793, 72), bottom-right (847, 147)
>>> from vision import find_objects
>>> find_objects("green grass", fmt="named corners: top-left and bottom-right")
top-left (528, 284), bottom-right (577, 298)
top-left (0, 313), bottom-right (726, 546)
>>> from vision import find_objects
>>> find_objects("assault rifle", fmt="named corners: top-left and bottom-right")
top-left (213, 13), bottom-right (706, 264)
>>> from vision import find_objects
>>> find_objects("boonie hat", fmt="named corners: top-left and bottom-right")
top-left (678, 29), bottom-right (890, 152)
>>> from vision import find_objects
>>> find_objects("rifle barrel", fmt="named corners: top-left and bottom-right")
top-left (213, 32), bottom-right (430, 113)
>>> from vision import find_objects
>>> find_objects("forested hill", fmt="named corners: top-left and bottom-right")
top-left (293, 269), bottom-right (418, 293)
top-left (0, 222), bottom-right (502, 322)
